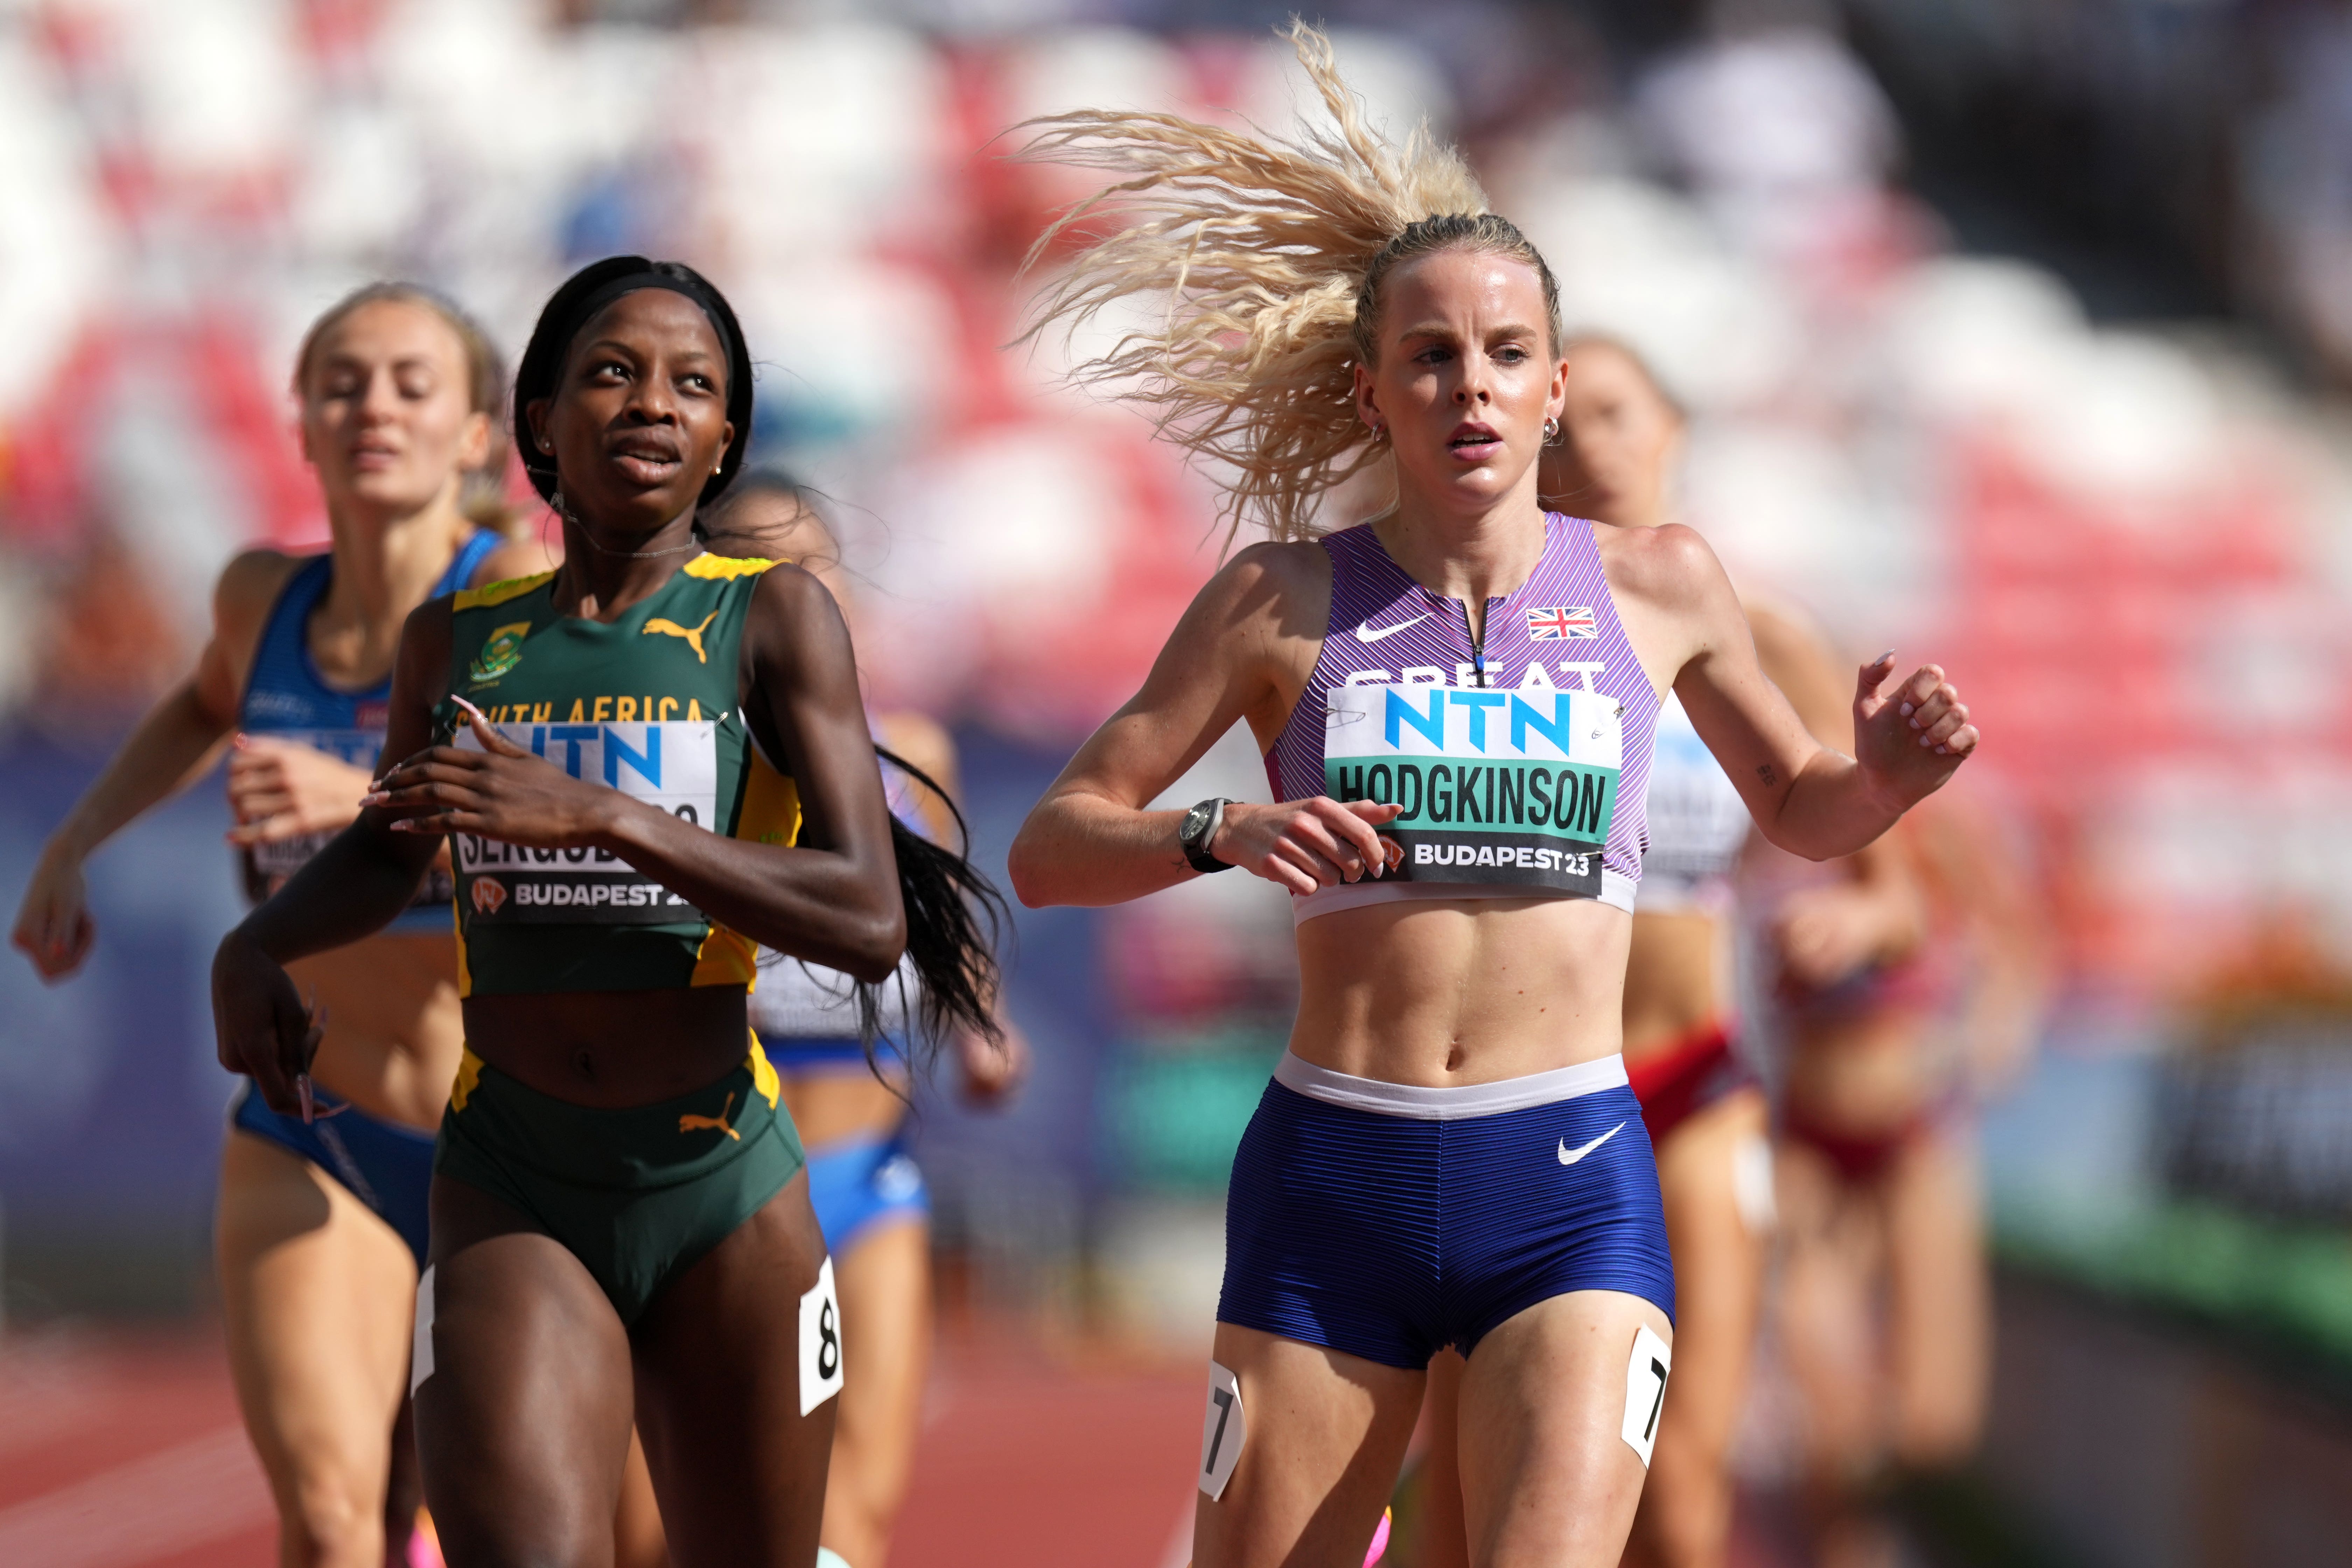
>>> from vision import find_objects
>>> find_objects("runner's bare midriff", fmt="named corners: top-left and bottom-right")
top-left (1619, 909), bottom-right (1721, 1060)
top-left (1290, 895), bottom-right (1633, 1085)
top-left (287, 932), bottom-right (463, 1130)
top-left (462, 984), bottom-right (752, 1110)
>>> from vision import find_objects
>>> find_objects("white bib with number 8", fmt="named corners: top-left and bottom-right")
top-left (799, 1256), bottom-right (845, 1415)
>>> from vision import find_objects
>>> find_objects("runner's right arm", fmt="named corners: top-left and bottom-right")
top-left (13, 552), bottom-right (292, 979)
top-left (1008, 542), bottom-right (1396, 907)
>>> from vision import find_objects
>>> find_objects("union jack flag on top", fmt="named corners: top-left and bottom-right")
top-left (1525, 606), bottom-right (1596, 640)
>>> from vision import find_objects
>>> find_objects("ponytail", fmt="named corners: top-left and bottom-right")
top-left (859, 745), bottom-right (1008, 1065)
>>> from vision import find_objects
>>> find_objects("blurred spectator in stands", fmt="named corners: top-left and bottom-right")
top-left (2240, 3), bottom-right (2352, 384)
top-left (1634, 0), bottom-right (1902, 275)
top-left (26, 530), bottom-right (189, 731)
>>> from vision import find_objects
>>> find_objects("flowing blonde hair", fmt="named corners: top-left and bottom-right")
top-left (1016, 21), bottom-right (1562, 543)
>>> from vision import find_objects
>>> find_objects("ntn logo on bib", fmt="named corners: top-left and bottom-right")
top-left (1331, 684), bottom-right (1622, 768)
top-left (457, 720), bottom-right (718, 827)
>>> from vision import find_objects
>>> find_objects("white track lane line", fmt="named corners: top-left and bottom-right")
top-left (0, 1425), bottom-right (273, 1568)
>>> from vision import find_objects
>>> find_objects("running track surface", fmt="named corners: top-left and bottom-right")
top-left (0, 1325), bottom-right (1795, 1567)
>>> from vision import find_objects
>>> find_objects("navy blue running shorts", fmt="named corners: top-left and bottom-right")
top-left (1216, 1052), bottom-right (1675, 1370)
top-left (230, 1078), bottom-right (436, 1269)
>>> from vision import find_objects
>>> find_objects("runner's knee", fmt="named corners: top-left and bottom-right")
top-left (279, 1465), bottom-right (390, 1568)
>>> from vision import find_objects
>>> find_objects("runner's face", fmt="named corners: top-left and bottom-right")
top-left (531, 289), bottom-right (735, 538)
top-left (1356, 248), bottom-right (1564, 519)
top-left (300, 300), bottom-right (490, 521)
top-left (1540, 342), bottom-right (1681, 529)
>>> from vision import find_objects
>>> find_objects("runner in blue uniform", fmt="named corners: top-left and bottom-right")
top-left (13, 285), bottom-right (541, 1568)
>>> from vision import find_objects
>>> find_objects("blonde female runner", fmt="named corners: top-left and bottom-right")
top-left (11, 284), bottom-right (541, 1568)
top-left (1410, 336), bottom-right (1926, 1568)
top-left (1003, 26), bottom-right (1979, 1568)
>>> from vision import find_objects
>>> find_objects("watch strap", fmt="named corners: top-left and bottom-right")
top-left (1182, 797), bottom-right (1234, 874)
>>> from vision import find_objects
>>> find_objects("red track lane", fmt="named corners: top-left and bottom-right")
top-left (0, 1331), bottom-right (275, 1568)
top-left (0, 1326), bottom-right (1795, 1568)
top-left (891, 1336), bottom-right (1201, 1568)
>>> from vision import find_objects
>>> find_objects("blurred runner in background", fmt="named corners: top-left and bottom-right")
top-left (9, 284), bottom-right (544, 1568)
top-left (696, 471), bottom-right (1030, 1568)
top-left (1411, 336), bottom-right (1923, 1568)
top-left (1766, 790), bottom-right (2049, 1568)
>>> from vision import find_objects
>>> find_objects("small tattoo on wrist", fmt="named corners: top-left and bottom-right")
top-left (1757, 764), bottom-right (1779, 788)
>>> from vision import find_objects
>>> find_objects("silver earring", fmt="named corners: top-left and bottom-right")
top-left (549, 486), bottom-right (566, 518)
top-left (1543, 417), bottom-right (1561, 445)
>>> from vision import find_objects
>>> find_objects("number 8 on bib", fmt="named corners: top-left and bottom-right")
top-left (799, 1256), bottom-right (845, 1415)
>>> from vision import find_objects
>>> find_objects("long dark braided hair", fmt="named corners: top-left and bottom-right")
top-left (694, 467), bottom-right (1008, 1059)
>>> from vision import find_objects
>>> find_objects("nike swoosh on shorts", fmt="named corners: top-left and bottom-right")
top-left (1353, 615), bottom-right (1428, 644)
top-left (1558, 1121), bottom-right (1626, 1165)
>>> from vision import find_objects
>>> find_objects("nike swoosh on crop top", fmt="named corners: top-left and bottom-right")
top-left (437, 554), bottom-right (803, 997)
top-left (238, 530), bottom-right (500, 934)
top-left (1635, 691), bottom-right (1750, 916)
top-left (1263, 513), bottom-right (1660, 923)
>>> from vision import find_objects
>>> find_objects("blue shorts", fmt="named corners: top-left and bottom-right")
top-left (806, 1129), bottom-right (928, 1254)
top-left (1217, 1054), bottom-right (1674, 1370)
top-left (759, 1035), bottom-right (910, 1077)
top-left (229, 1079), bottom-right (435, 1269)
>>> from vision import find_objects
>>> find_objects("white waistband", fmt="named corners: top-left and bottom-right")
top-left (1273, 1051), bottom-right (1629, 1120)
top-left (1292, 868), bottom-right (1637, 925)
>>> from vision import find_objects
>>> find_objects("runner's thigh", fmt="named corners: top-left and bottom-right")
top-left (630, 1168), bottom-right (835, 1568)
top-left (823, 1217), bottom-right (931, 1557)
top-left (1457, 1289), bottom-right (1672, 1568)
top-left (1191, 1321), bottom-right (1425, 1568)
top-left (217, 1134), bottom-right (418, 1557)
top-left (416, 1174), bottom-right (637, 1568)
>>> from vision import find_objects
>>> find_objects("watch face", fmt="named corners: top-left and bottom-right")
top-left (1181, 803), bottom-right (1212, 843)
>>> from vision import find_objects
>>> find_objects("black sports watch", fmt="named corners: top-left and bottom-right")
top-left (1178, 797), bottom-right (1234, 874)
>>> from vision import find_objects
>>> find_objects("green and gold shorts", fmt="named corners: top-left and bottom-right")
top-left (435, 1040), bottom-right (805, 1325)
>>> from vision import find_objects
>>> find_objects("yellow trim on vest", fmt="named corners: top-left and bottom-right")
top-left (453, 570), bottom-right (556, 611)
top-left (690, 749), bottom-right (801, 989)
top-left (690, 923), bottom-right (758, 988)
top-left (451, 902), bottom-right (472, 999)
top-left (451, 1047), bottom-right (484, 1114)
top-left (748, 1038), bottom-right (780, 1110)
top-left (735, 752), bottom-right (803, 847)
top-left (680, 553), bottom-right (777, 581)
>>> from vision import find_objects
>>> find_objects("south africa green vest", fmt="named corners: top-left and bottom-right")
top-left (437, 553), bottom-right (802, 997)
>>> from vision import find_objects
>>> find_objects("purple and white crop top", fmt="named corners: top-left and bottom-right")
top-left (1264, 514), bottom-right (1661, 924)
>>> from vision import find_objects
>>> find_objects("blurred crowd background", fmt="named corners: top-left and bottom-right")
top-left (7, 0), bottom-right (2352, 1563)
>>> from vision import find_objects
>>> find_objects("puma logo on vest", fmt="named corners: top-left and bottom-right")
top-left (643, 610), bottom-right (721, 664)
top-left (678, 1091), bottom-right (740, 1141)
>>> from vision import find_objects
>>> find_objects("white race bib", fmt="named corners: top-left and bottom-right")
top-left (454, 720), bottom-right (718, 925)
top-left (1324, 683), bottom-right (1624, 897)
